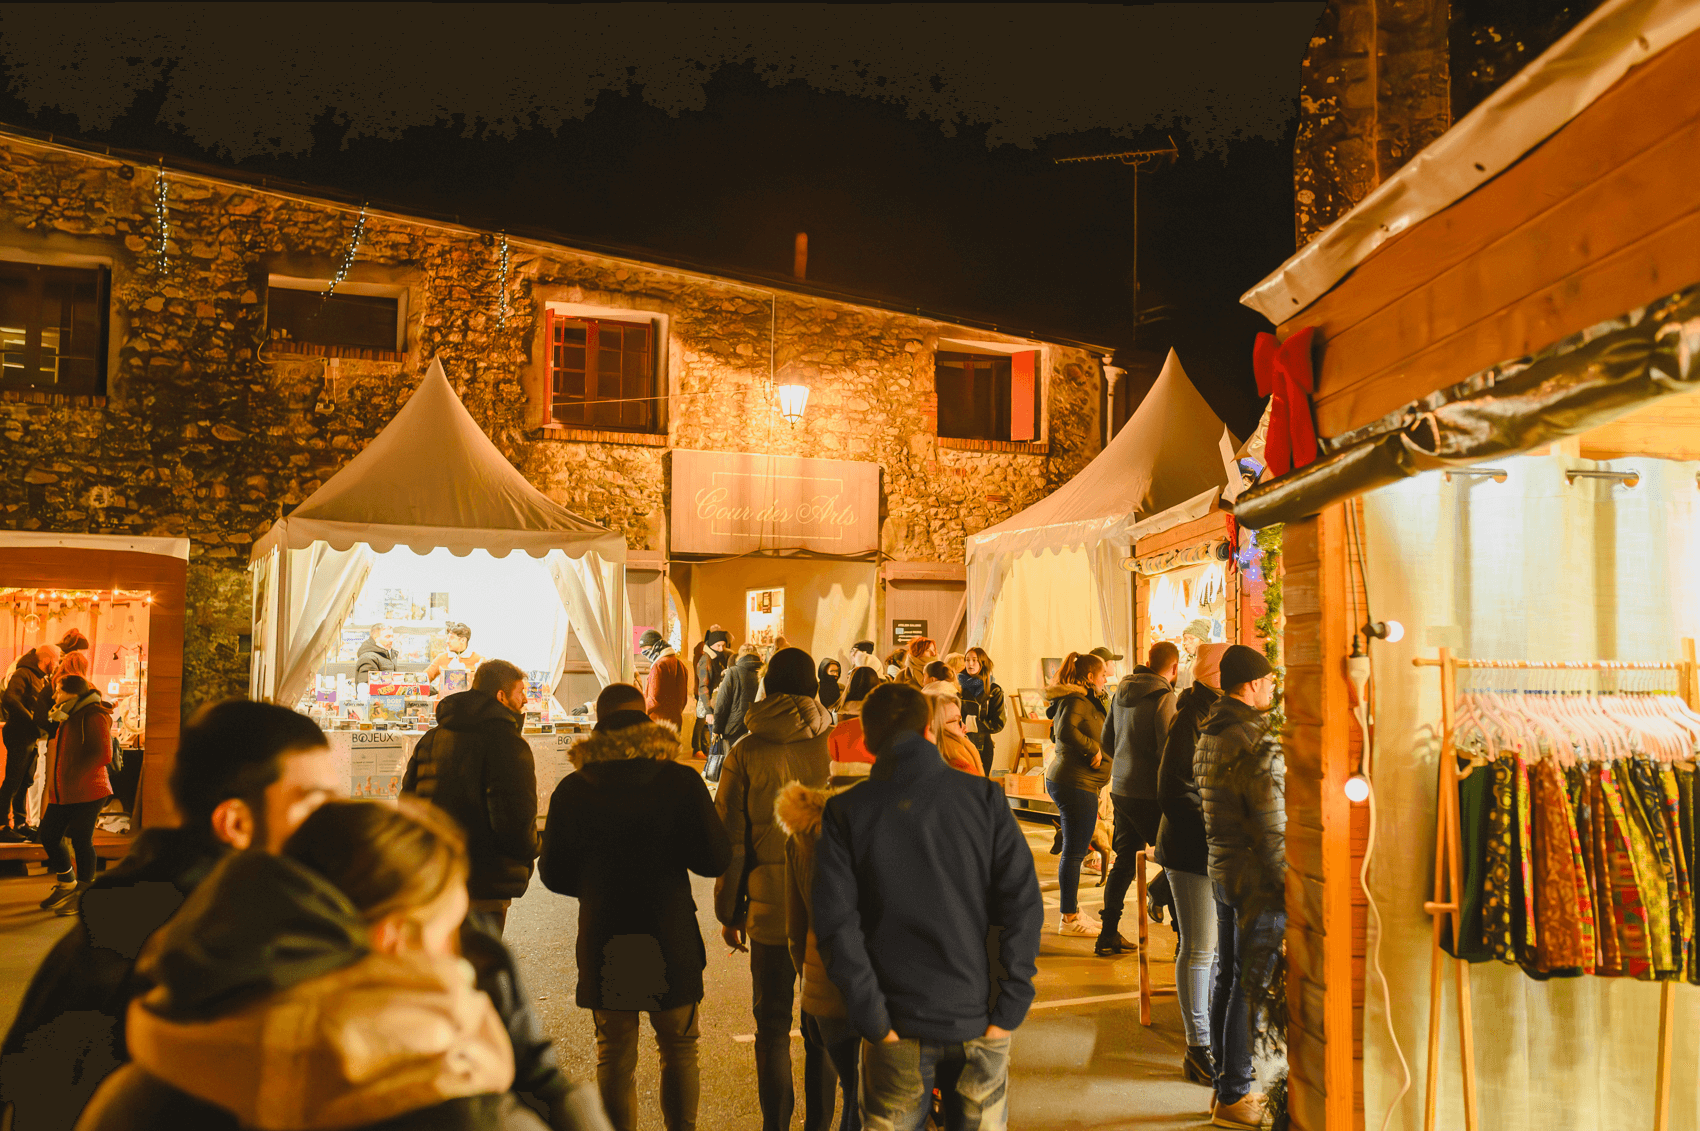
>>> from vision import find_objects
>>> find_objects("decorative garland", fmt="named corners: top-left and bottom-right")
top-left (153, 164), bottom-right (171, 275)
top-left (324, 204), bottom-right (368, 299)
top-left (496, 232), bottom-right (510, 329)
top-left (1253, 522), bottom-right (1285, 724)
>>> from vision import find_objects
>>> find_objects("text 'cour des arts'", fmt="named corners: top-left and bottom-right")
top-left (0, 126), bottom-right (1113, 713)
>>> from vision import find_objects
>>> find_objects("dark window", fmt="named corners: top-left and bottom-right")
top-left (548, 314), bottom-right (659, 432)
top-left (935, 351), bottom-right (1040, 442)
top-left (267, 287), bottom-right (399, 352)
top-left (0, 261), bottom-right (108, 395)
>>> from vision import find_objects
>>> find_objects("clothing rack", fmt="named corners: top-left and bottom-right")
top-left (1412, 640), bottom-right (1699, 1131)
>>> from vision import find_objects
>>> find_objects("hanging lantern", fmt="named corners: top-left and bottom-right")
top-left (776, 383), bottom-right (810, 424)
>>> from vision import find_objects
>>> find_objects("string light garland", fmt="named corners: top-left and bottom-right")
top-left (153, 161), bottom-right (170, 275)
top-left (324, 203), bottom-right (368, 299)
top-left (497, 232), bottom-right (510, 330)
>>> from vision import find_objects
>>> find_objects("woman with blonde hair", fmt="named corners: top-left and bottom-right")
top-left (921, 685), bottom-right (984, 777)
top-left (79, 800), bottom-right (553, 1131)
top-left (1044, 651), bottom-right (1111, 936)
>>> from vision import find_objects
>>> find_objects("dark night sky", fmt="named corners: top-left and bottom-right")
top-left (0, 3), bottom-right (1331, 436)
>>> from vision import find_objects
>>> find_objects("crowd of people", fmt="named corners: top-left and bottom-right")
top-left (0, 622), bottom-right (1285, 1131)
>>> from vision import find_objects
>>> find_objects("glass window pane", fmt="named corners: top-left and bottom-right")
top-left (268, 287), bottom-right (396, 350)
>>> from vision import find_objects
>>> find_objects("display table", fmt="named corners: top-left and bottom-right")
top-left (322, 727), bottom-right (591, 811)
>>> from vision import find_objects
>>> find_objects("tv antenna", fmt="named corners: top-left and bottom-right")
top-left (1055, 137), bottom-right (1179, 345)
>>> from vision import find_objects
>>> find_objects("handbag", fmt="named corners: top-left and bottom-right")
top-left (704, 737), bottom-right (728, 783)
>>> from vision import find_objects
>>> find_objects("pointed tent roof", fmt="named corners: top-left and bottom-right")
top-left (965, 349), bottom-right (1231, 562)
top-left (251, 358), bottom-right (625, 561)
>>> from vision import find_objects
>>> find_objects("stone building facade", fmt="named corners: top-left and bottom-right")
top-left (0, 127), bottom-right (1108, 713)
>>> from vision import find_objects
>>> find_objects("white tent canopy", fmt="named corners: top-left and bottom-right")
top-left (965, 349), bottom-right (1232, 659)
top-left (250, 358), bottom-right (631, 707)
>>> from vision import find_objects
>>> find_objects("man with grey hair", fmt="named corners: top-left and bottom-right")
top-left (0, 643), bottom-right (59, 841)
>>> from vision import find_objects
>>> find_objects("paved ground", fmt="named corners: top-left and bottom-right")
top-left (0, 817), bottom-right (1277, 1130)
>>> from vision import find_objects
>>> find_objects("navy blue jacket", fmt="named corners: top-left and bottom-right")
top-left (813, 731), bottom-right (1043, 1042)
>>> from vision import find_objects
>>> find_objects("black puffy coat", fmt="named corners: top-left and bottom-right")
top-left (354, 640), bottom-right (398, 683)
top-left (711, 654), bottom-right (761, 743)
top-left (1194, 696), bottom-right (1285, 907)
top-left (1152, 682), bottom-right (1221, 877)
top-left (2, 651), bottom-right (54, 745)
top-left (401, 689), bottom-right (539, 901)
top-left (1043, 683), bottom-right (1109, 793)
top-left (538, 722), bottom-right (731, 1011)
top-left (1103, 667), bottom-right (1175, 800)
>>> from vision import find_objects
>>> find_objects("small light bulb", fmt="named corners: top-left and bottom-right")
top-left (1383, 620), bottom-right (1405, 644)
top-left (1344, 773), bottom-right (1372, 803)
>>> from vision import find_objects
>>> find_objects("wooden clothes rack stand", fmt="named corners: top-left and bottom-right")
top-left (1413, 640), bottom-right (1699, 1131)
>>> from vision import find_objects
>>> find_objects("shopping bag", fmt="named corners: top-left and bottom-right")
top-left (704, 738), bottom-right (728, 783)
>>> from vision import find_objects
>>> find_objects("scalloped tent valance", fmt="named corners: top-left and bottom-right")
top-left (250, 357), bottom-right (625, 563)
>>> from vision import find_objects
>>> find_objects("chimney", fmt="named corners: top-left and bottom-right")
top-left (793, 232), bottom-right (808, 280)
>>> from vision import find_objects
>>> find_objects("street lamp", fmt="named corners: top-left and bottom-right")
top-left (776, 382), bottom-right (810, 424)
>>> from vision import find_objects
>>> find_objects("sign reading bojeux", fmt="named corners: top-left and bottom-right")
top-left (671, 450), bottom-right (879, 555)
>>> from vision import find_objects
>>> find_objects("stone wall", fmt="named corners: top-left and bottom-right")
top-left (0, 132), bottom-right (1102, 713)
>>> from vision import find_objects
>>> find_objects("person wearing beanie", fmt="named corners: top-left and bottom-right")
top-left (695, 628), bottom-right (734, 756)
top-left (712, 645), bottom-right (763, 747)
top-left (540, 680), bottom-right (727, 1131)
top-left (816, 657), bottom-right (843, 712)
top-left (1177, 620), bottom-right (1216, 689)
top-left (713, 647), bottom-right (831, 1131)
top-left (1098, 641), bottom-right (1179, 958)
top-left (640, 630), bottom-right (690, 738)
top-left (57, 629), bottom-right (90, 657)
top-left (35, 674), bottom-right (113, 916)
top-left (847, 641), bottom-right (877, 671)
top-left (1194, 643), bottom-right (1282, 1129)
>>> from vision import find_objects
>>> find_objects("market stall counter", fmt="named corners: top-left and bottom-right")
top-left (321, 722), bottom-right (593, 816)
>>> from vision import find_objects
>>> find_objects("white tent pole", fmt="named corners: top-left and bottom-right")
top-left (273, 545), bottom-right (291, 704)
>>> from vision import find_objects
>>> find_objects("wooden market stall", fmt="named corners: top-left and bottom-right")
top-left (1234, 4), bottom-right (1700, 1129)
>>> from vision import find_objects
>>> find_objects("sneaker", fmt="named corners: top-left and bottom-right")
top-left (52, 883), bottom-right (88, 917)
top-left (1057, 914), bottom-right (1100, 937)
top-left (1212, 1093), bottom-right (1267, 1130)
top-left (38, 882), bottom-right (77, 911)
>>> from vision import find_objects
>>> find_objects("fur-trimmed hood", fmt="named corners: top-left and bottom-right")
top-left (570, 720), bottom-right (682, 768)
top-left (774, 780), bottom-right (831, 836)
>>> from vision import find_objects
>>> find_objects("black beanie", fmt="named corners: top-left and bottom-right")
top-left (705, 629), bottom-right (731, 649)
top-left (764, 647), bottom-right (819, 698)
top-left (1219, 644), bottom-right (1274, 691)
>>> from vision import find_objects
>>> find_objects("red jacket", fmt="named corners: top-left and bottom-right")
top-left (47, 689), bottom-right (113, 806)
top-left (828, 714), bottom-right (875, 765)
top-left (644, 650), bottom-right (691, 725)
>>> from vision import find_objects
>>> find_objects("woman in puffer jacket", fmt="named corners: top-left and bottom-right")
top-left (76, 800), bottom-right (551, 1131)
top-left (1043, 651), bottom-right (1110, 937)
top-left (36, 675), bottom-right (113, 916)
top-left (777, 781), bottom-right (860, 1131)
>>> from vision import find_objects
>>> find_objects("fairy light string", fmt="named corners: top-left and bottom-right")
top-left (324, 204), bottom-right (368, 299)
top-left (154, 161), bottom-right (170, 275)
top-left (497, 232), bottom-right (510, 329)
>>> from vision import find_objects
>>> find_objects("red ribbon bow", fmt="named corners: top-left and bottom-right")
top-left (1252, 326), bottom-right (1319, 477)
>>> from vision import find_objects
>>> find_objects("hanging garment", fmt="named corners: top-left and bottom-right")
top-left (1482, 759), bottom-right (1519, 965)
top-left (1528, 757), bottom-right (1588, 975)
top-left (1444, 758), bottom-right (1495, 962)
top-left (1597, 766), bottom-right (1657, 979)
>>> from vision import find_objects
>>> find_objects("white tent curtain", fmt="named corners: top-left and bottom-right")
top-left (272, 543), bottom-right (375, 709)
top-left (1360, 451), bottom-right (1700, 1131)
top-left (1088, 536), bottom-right (1135, 663)
top-left (965, 551), bottom-right (1014, 648)
top-left (548, 550), bottom-right (633, 693)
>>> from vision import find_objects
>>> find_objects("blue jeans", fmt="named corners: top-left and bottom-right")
top-left (1165, 868), bottom-right (1218, 1048)
top-left (803, 1012), bottom-right (862, 1131)
top-left (860, 1034), bottom-right (1010, 1131)
top-left (1210, 882), bottom-right (1286, 1105)
top-left (1044, 779), bottom-right (1098, 915)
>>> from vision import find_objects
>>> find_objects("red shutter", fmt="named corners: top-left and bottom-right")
top-left (1010, 350), bottom-right (1037, 441)
top-left (542, 307), bottom-right (556, 426)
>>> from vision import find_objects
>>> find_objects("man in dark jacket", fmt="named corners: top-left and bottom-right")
top-left (0, 643), bottom-right (59, 840)
top-left (1098, 641), bottom-right (1179, 954)
top-left (814, 683), bottom-right (1043, 1131)
top-left (711, 645), bottom-right (761, 745)
top-left (539, 683), bottom-right (730, 1131)
top-left (354, 622), bottom-right (398, 683)
top-left (693, 628), bottom-right (732, 754)
top-left (1194, 645), bottom-right (1284, 1131)
top-left (401, 658), bottom-right (538, 934)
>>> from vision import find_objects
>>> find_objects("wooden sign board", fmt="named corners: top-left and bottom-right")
top-left (672, 449), bottom-right (879, 555)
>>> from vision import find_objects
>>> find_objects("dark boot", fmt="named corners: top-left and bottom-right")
top-left (1183, 1044), bottom-right (1216, 1086)
top-left (1094, 910), bottom-right (1134, 956)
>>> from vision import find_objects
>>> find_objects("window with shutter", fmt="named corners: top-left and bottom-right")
top-left (547, 315), bottom-right (660, 433)
top-left (934, 349), bottom-right (1041, 442)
